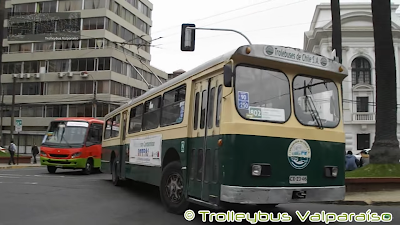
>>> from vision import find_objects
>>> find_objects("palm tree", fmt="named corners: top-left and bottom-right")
top-left (370, 0), bottom-right (400, 164)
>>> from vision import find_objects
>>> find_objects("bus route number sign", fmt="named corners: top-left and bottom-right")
top-left (289, 175), bottom-right (307, 184)
top-left (238, 91), bottom-right (249, 109)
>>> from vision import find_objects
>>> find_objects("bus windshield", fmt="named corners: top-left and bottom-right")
top-left (292, 75), bottom-right (340, 128)
top-left (235, 65), bottom-right (291, 123)
top-left (42, 121), bottom-right (89, 147)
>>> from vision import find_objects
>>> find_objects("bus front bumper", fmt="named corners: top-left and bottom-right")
top-left (220, 185), bottom-right (345, 204)
top-left (40, 157), bottom-right (86, 168)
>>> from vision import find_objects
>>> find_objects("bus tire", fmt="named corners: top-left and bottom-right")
top-left (82, 158), bottom-right (93, 175)
top-left (47, 166), bottom-right (57, 174)
top-left (159, 161), bottom-right (189, 214)
top-left (111, 157), bottom-right (122, 186)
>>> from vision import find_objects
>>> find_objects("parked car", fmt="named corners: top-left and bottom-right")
top-left (355, 148), bottom-right (371, 161)
top-left (0, 146), bottom-right (6, 153)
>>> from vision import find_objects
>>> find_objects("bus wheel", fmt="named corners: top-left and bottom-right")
top-left (82, 158), bottom-right (93, 175)
top-left (47, 166), bottom-right (57, 174)
top-left (160, 161), bottom-right (189, 214)
top-left (111, 158), bottom-right (122, 186)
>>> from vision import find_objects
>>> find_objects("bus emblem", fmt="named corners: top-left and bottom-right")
top-left (287, 139), bottom-right (311, 170)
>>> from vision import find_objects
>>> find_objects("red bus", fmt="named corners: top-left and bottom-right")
top-left (40, 117), bottom-right (104, 174)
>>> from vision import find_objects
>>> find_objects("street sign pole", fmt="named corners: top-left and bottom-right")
top-left (15, 119), bottom-right (22, 165)
top-left (17, 132), bottom-right (19, 165)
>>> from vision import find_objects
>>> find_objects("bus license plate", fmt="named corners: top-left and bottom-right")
top-left (289, 175), bottom-right (307, 184)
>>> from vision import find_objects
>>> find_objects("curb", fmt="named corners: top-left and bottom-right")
top-left (323, 200), bottom-right (400, 206)
top-left (0, 165), bottom-right (44, 169)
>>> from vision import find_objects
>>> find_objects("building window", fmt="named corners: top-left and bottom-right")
top-left (356, 97), bottom-right (369, 112)
top-left (21, 105), bottom-right (43, 117)
top-left (69, 104), bottom-right (92, 117)
top-left (12, 3), bottom-right (36, 15)
top-left (58, 0), bottom-right (82, 11)
top-left (71, 58), bottom-right (96, 71)
top-left (9, 43), bottom-right (32, 53)
top-left (82, 17), bottom-right (105, 30)
top-left (352, 57), bottom-right (371, 86)
top-left (111, 58), bottom-right (123, 74)
top-left (37, 1), bottom-right (57, 13)
top-left (46, 105), bottom-right (67, 117)
top-left (1, 83), bottom-right (21, 95)
top-left (1, 106), bottom-right (20, 117)
top-left (97, 57), bottom-right (110, 70)
top-left (70, 81), bottom-right (94, 94)
top-left (46, 82), bottom-right (68, 95)
top-left (2, 62), bottom-right (22, 74)
top-left (136, 18), bottom-right (148, 34)
top-left (24, 61), bottom-right (39, 73)
top-left (34, 42), bottom-right (54, 52)
top-left (96, 103), bottom-right (109, 117)
top-left (357, 133), bottom-right (370, 150)
top-left (84, 0), bottom-right (106, 9)
top-left (48, 59), bottom-right (69, 72)
top-left (97, 80), bottom-right (110, 93)
top-left (55, 40), bottom-right (79, 51)
top-left (22, 82), bottom-right (41, 95)
top-left (110, 81), bottom-right (123, 96)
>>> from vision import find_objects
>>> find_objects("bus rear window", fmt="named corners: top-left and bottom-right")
top-left (235, 65), bottom-right (291, 123)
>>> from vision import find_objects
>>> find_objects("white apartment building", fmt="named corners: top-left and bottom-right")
top-left (0, 0), bottom-right (168, 152)
top-left (304, 3), bottom-right (400, 152)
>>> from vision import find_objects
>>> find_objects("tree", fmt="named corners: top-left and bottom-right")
top-left (370, 0), bottom-right (400, 164)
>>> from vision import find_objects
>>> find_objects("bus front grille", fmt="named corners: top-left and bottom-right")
top-left (49, 154), bottom-right (69, 158)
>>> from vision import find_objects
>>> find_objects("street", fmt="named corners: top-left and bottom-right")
top-left (0, 168), bottom-right (398, 224)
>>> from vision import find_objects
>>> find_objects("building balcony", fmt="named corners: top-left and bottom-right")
top-left (352, 112), bottom-right (375, 122)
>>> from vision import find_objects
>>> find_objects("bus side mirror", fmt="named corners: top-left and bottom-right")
top-left (224, 64), bottom-right (233, 87)
top-left (181, 23), bottom-right (196, 51)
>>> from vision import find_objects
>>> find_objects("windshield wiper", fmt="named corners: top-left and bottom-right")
top-left (60, 128), bottom-right (73, 148)
top-left (303, 80), bottom-right (323, 129)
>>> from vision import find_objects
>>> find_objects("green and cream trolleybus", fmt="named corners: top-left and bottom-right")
top-left (101, 43), bottom-right (347, 214)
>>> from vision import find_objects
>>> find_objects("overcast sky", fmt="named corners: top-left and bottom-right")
top-left (147, 0), bottom-right (400, 74)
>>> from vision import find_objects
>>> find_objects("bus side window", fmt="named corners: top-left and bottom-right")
top-left (161, 85), bottom-right (186, 127)
top-left (194, 92), bottom-right (199, 130)
top-left (207, 87), bottom-right (215, 129)
top-left (200, 90), bottom-right (207, 129)
top-left (112, 114), bottom-right (120, 138)
top-left (143, 96), bottom-right (161, 131)
top-left (104, 118), bottom-right (113, 139)
top-left (216, 85), bottom-right (222, 127)
top-left (87, 124), bottom-right (101, 144)
top-left (128, 104), bottom-right (143, 134)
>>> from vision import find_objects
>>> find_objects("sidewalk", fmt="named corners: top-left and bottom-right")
top-left (333, 190), bottom-right (400, 206)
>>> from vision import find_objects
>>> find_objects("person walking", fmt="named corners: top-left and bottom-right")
top-left (31, 143), bottom-right (39, 164)
top-left (8, 140), bottom-right (16, 165)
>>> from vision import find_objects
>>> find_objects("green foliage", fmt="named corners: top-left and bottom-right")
top-left (346, 164), bottom-right (400, 178)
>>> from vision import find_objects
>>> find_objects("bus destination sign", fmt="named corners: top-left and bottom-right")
top-left (264, 45), bottom-right (328, 67)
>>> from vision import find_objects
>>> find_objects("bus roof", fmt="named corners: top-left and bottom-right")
top-left (53, 117), bottom-right (104, 124)
top-left (106, 44), bottom-right (347, 119)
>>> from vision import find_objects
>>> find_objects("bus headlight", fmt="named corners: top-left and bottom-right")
top-left (251, 164), bottom-right (271, 177)
top-left (71, 152), bottom-right (82, 158)
top-left (40, 151), bottom-right (46, 157)
top-left (324, 166), bottom-right (338, 178)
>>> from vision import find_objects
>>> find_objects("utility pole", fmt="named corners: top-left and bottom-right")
top-left (0, 0), bottom-right (6, 146)
top-left (10, 77), bottom-right (16, 141)
top-left (331, 0), bottom-right (342, 63)
top-left (93, 81), bottom-right (97, 118)
top-left (0, 91), bottom-right (4, 146)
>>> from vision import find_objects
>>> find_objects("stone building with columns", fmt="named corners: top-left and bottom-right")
top-left (304, 2), bottom-right (400, 152)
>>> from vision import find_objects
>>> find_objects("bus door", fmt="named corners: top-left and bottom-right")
top-left (120, 110), bottom-right (128, 178)
top-left (188, 74), bottom-right (222, 204)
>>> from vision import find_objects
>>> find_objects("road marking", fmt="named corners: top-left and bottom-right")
top-left (0, 176), bottom-right (20, 179)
